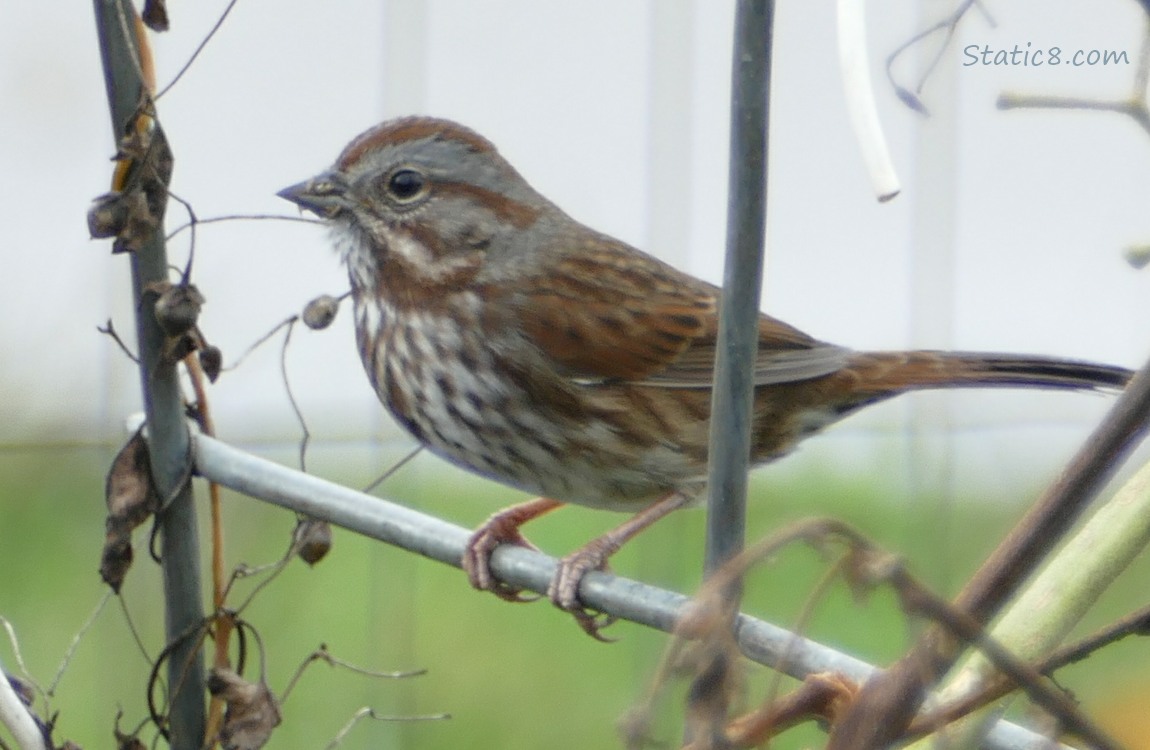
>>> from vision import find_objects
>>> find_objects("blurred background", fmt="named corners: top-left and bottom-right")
top-left (2, 0), bottom-right (1149, 748)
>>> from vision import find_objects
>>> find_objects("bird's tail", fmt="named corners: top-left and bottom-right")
top-left (849, 351), bottom-right (1132, 393)
top-left (750, 351), bottom-right (1131, 463)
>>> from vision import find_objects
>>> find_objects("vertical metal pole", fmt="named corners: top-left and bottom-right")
top-left (704, 0), bottom-right (774, 578)
top-left (92, 3), bottom-right (206, 748)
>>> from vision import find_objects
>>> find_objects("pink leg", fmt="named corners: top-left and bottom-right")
top-left (549, 490), bottom-right (693, 639)
top-left (462, 497), bottom-right (564, 601)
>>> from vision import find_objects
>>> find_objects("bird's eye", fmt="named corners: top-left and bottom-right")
top-left (385, 168), bottom-right (427, 203)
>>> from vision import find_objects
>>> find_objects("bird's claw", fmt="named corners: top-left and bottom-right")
top-left (463, 502), bottom-right (619, 639)
top-left (462, 515), bottom-right (539, 601)
top-left (490, 581), bottom-right (541, 604)
top-left (568, 607), bottom-right (617, 642)
top-left (549, 543), bottom-right (617, 640)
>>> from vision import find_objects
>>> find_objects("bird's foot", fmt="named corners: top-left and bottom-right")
top-left (461, 497), bottom-right (562, 603)
top-left (548, 540), bottom-right (618, 641)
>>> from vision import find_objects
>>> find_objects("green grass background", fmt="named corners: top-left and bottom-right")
top-left (2, 442), bottom-right (1149, 749)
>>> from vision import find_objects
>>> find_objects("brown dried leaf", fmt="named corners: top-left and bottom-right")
top-left (115, 121), bottom-right (154, 165)
top-left (100, 430), bottom-right (158, 592)
top-left (105, 429), bottom-right (158, 530)
top-left (208, 668), bottom-right (282, 750)
top-left (108, 116), bottom-right (173, 254)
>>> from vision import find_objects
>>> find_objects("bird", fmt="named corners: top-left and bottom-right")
top-left (278, 115), bottom-right (1132, 637)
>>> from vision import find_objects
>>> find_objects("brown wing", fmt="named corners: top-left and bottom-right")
top-left (513, 240), bottom-right (850, 387)
top-left (645, 315), bottom-right (852, 388)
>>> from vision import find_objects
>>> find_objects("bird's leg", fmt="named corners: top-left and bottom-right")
top-left (463, 496), bottom-right (564, 602)
top-left (550, 489), bottom-right (694, 639)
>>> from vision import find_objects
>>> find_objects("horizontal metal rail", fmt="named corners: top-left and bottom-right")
top-left (192, 432), bottom-right (1070, 750)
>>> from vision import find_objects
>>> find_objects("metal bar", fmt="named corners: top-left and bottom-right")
top-left (0, 654), bottom-right (48, 750)
top-left (192, 432), bottom-right (1069, 750)
top-left (92, 3), bottom-right (206, 747)
top-left (704, 0), bottom-right (774, 578)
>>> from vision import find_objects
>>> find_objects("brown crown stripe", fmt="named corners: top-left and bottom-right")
top-left (338, 116), bottom-right (496, 170)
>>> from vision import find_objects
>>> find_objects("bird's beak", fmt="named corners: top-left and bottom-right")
top-left (277, 172), bottom-right (349, 218)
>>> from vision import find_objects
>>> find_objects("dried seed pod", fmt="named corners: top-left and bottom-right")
top-left (142, 0), bottom-right (169, 31)
top-left (294, 517), bottom-right (333, 566)
top-left (85, 187), bottom-right (156, 254)
top-left (100, 429), bottom-right (159, 592)
top-left (302, 294), bottom-right (340, 330)
top-left (113, 189), bottom-right (159, 254)
top-left (163, 331), bottom-right (200, 364)
top-left (88, 191), bottom-right (130, 239)
top-left (100, 537), bottom-right (134, 595)
top-left (208, 668), bottom-right (282, 750)
top-left (153, 283), bottom-right (205, 338)
top-left (1125, 244), bottom-right (1150, 270)
top-left (114, 705), bottom-right (146, 750)
top-left (199, 344), bottom-right (223, 383)
top-left (115, 729), bottom-right (146, 750)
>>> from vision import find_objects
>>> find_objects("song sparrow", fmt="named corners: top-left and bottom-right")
top-left (279, 116), bottom-right (1131, 637)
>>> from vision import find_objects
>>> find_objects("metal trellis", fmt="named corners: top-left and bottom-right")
top-left (192, 432), bottom-right (1070, 750)
top-left (703, 0), bottom-right (773, 581)
top-left (93, 2), bottom-right (207, 747)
